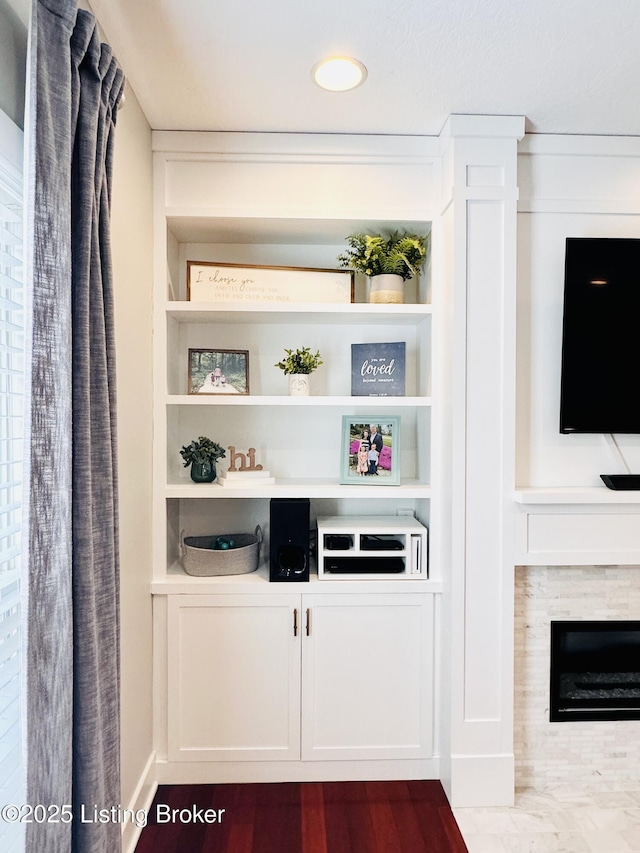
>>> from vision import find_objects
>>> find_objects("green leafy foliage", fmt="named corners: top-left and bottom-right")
top-left (179, 436), bottom-right (227, 467)
top-left (274, 346), bottom-right (323, 375)
top-left (337, 231), bottom-right (429, 281)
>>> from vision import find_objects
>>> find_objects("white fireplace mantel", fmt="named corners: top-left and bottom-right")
top-left (514, 488), bottom-right (640, 565)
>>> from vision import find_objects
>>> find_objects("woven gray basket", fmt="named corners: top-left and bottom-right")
top-left (181, 525), bottom-right (262, 577)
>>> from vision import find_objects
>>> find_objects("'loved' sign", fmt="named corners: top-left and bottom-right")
top-left (351, 342), bottom-right (406, 396)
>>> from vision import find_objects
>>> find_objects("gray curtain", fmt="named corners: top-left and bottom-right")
top-left (24, 2), bottom-right (124, 851)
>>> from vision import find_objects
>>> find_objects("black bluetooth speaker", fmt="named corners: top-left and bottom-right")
top-left (269, 498), bottom-right (310, 582)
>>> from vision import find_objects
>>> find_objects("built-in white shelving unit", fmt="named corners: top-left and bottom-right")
top-left (150, 131), bottom-right (443, 786)
top-left (149, 118), bottom-right (527, 807)
top-left (154, 177), bottom-right (436, 581)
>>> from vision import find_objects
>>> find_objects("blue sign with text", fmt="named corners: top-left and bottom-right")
top-left (351, 342), bottom-right (406, 396)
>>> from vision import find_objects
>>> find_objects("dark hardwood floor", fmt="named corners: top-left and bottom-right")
top-left (134, 781), bottom-right (468, 853)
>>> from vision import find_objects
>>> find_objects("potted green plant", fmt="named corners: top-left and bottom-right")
top-left (338, 230), bottom-right (429, 303)
top-left (274, 346), bottom-right (323, 396)
top-left (180, 436), bottom-right (226, 483)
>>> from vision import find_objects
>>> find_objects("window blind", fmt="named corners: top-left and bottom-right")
top-left (0, 119), bottom-right (24, 853)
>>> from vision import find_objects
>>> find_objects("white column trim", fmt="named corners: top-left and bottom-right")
top-left (440, 115), bottom-right (523, 807)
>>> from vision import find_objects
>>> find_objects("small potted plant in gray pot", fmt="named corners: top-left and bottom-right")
top-left (274, 346), bottom-right (323, 396)
top-left (179, 436), bottom-right (226, 482)
top-left (338, 230), bottom-right (429, 303)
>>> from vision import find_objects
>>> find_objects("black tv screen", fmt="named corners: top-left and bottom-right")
top-left (560, 237), bottom-right (640, 434)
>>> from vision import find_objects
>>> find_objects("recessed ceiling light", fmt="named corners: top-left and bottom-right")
top-left (312, 57), bottom-right (367, 92)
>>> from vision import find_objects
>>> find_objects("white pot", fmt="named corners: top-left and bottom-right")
top-left (289, 374), bottom-right (310, 396)
top-left (368, 273), bottom-right (405, 304)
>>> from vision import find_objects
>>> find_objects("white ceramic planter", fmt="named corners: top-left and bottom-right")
top-left (368, 273), bottom-right (404, 304)
top-left (289, 374), bottom-right (310, 396)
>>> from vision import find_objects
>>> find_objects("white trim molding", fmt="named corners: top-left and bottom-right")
top-left (121, 751), bottom-right (158, 853)
top-left (440, 115), bottom-right (524, 807)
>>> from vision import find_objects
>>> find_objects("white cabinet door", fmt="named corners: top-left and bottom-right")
top-left (301, 593), bottom-right (433, 761)
top-left (167, 594), bottom-right (301, 761)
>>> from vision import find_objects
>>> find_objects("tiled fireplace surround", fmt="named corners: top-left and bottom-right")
top-left (514, 565), bottom-right (640, 789)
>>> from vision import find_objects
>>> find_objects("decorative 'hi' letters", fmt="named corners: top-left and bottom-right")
top-left (227, 446), bottom-right (264, 472)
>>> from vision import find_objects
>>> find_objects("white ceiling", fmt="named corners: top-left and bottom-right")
top-left (90, 0), bottom-right (640, 138)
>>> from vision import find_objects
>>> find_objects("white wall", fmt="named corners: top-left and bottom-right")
top-left (516, 136), bottom-right (640, 488)
top-left (0, 0), bottom-right (27, 128)
top-left (110, 84), bottom-right (155, 817)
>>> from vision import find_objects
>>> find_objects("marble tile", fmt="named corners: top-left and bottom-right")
top-left (620, 827), bottom-right (640, 852)
top-left (498, 566), bottom-right (640, 853)
top-left (583, 829), bottom-right (634, 852)
top-left (454, 786), bottom-right (640, 853)
top-left (591, 792), bottom-right (639, 809)
top-left (514, 791), bottom-right (569, 812)
top-left (509, 811), bottom-right (559, 833)
top-left (515, 567), bottom-right (640, 791)
top-left (451, 809), bottom-right (479, 836)
top-left (466, 810), bottom-right (520, 834)
top-left (547, 810), bottom-right (598, 833)
top-left (587, 808), bottom-right (640, 832)
top-left (499, 833), bottom-right (565, 852)
top-left (548, 836), bottom-right (594, 853)
top-left (463, 835), bottom-right (509, 853)
top-left (537, 784), bottom-right (598, 804)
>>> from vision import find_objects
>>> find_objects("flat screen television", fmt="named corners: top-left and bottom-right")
top-left (560, 237), bottom-right (640, 436)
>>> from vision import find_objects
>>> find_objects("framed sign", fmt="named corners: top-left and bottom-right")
top-left (188, 349), bottom-right (250, 395)
top-left (187, 261), bottom-right (354, 304)
top-left (340, 417), bottom-right (401, 485)
top-left (351, 342), bottom-right (406, 396)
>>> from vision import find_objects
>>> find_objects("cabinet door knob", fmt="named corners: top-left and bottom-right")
top-left (305, 608), bottom-right (311, 636)
top-left (293, 608), bottom-right (298, 637)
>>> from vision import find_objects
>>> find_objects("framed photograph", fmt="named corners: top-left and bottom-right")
top-left (188, 348), bottom-right (250, 395)
top-left (351, 342), bottom-right (406, 396)
top-left (340, 416), bottom-right (401, 485)
top-left (186, 261), bottom-right (354, 304)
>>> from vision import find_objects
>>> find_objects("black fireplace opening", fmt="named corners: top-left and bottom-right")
top-left (550, 621), bottom-right (640, 722)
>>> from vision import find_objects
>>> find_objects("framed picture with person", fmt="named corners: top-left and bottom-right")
top-left (339, 416), bottom-right (400, 485)
top-left (187, 348), bottom-right (250, 395)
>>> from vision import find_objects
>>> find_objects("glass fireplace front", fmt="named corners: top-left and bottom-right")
top-left (550, 621), bottom-right (640, 722)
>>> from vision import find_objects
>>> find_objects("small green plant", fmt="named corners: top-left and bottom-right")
top-left (337, 231), bottom-right (429, 281)
top-left (274, 346), bottom-right (323, 375)
top-left (179, 436), bottom-right (226, 467)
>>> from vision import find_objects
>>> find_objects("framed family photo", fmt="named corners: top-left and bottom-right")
top-left (188, 348), bottom-right (250, 395)
top-left (339, 416), bottom-right (401, 485)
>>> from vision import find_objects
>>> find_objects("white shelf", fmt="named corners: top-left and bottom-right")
top-left (514, 487), bottom-right (640, 565)
top-left (166, 480), bottom-right (431, 499)
top-left (166, 395), bottom-right (432, 408)
top-left (166, 301), bottom-right (432, 325)
top-left (164, 213), bottom-right (433, 245)
top-left (152, 562), bottom-right (441, 595)
top-left (514, 487), bottom-right (640, 505)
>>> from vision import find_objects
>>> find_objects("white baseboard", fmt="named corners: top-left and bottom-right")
top-left (154, 756), bottom-right (440, 785)
top-left (121, 751), bottom-right (158, 853)
top-left (444, 753), bottom-right (515, 807)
